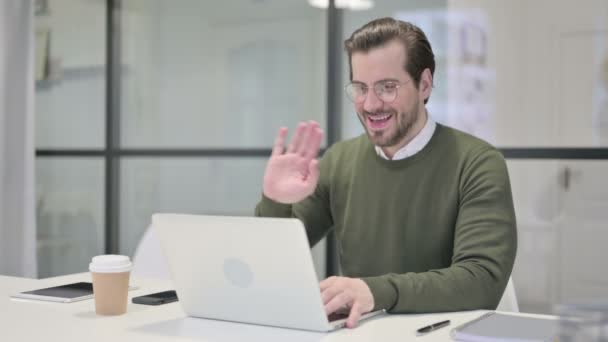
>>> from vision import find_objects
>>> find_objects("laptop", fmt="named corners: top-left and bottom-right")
top-left (151, 213), bottom-right (384, 332)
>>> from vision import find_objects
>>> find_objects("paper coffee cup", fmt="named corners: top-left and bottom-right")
top-left (89, 255), bottom-right (132, 315)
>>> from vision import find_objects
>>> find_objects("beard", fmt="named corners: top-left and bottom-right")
top-left (357, 101), bottom-right (420, 148)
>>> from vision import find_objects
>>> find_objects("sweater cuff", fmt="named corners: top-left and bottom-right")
top-left (361, 275), bottom-right (398, 311)
top-left (256, 193), bottom-right (293, 217)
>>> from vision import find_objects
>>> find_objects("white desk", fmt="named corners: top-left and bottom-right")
top-left (1, 273), bottom-right (554, 341)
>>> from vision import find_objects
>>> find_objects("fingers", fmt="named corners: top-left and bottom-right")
top-left (319, 276), bottom-right (337, 291)
top-left (296, 120), bottom-right (320, 158)
top-left (295, 123), bottom-right (313, 155)
top-left (302, 125), bottom-right (323, 160)
top-left (306, 159), bottom-right (320, 186)
top-left (321, 277), bottom-right (352, 316)
top-left (287, 123), bottom-right (307, 153)
top-left (286, 121), bottom-right (324, 160)
top-left (346, 301), bottom-right (362, 328)
top-left (320, 279), bottom-right (342, 304)
top-left (271, 127), bottom-right (288, 156)
top-left (324, 292), bottom-right (352, 316)
top-left (320, 277), bottom-right (373, 329)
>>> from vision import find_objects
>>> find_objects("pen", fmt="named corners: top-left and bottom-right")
top-left (416, 319), bottom-right (451, 336)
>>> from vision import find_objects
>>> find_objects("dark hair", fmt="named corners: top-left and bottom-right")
top-left (344, 17), bottom-right (435, 103)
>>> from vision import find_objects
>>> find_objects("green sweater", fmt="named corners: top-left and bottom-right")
top-left (255, 124), bottom-right (517, 313)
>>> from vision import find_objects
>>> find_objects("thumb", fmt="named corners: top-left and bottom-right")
top-left (307, 159), bottom-right (320, 185)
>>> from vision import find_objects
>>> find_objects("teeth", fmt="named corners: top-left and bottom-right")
top-left (369, 114), bottom-right (391, 121)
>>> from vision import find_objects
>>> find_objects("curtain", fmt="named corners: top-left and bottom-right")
top-left (0, 0), bottom-right (37, 277)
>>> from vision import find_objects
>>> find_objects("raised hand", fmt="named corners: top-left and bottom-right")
top-left (263, 121), bottom-right (324, 204)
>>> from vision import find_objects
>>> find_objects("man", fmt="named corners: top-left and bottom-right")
top-left (255, 17), bottom-right (516, 328)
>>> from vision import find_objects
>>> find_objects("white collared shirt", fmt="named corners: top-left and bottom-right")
top-left (375, 117), bottom-right (436, 160)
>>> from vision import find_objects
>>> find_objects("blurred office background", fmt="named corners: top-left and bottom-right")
top-left (0, 0), bottom-right (606, 315)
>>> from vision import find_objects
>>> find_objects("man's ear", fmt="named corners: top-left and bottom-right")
top-left (419, 68), bottom-right (433, 101)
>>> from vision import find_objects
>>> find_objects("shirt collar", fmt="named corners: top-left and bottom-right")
top-left (375, 117), bottom-right (436, 160)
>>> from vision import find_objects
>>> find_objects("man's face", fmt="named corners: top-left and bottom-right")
top-left (351, 40), bottom-right (426, 149)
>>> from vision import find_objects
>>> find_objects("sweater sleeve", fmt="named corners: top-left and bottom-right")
top-left (361, 148), bottom-right (517, 312)
top-left (254, 150), bottom-right (335, 247)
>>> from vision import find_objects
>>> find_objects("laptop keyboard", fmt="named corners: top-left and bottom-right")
top-left (328, 312), bottom-right (349, 322)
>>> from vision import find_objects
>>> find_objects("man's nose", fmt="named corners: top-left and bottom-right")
top-left (363, 90), bottom-right (383, 113)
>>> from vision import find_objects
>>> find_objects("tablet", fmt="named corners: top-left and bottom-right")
top-left (450, 311), bottom-right (558, 341)
top-left (10, 282), bottom-right (137, 303)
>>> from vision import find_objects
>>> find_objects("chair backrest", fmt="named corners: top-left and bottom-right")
top-left (496, 276), bottom-right (519, 312)
top-left (131, 225), bottom-right (171, 279)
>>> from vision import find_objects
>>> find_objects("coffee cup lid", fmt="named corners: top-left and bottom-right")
top-left (89, 255), bottom-right (132, 273)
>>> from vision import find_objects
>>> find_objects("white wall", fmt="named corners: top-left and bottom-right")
top-left (449, 0), bottom-right (608, 313)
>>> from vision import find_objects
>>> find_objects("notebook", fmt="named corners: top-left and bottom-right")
top-left (451, 311), bottom-right (558, 342)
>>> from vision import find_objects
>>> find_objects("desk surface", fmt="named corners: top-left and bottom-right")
top-left (1, 273), bottom-right (555, 341)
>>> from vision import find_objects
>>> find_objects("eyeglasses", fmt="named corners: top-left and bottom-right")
top-left (345, 80), bottom-right (407, 104)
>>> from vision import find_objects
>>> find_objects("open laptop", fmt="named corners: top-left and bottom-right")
top-left (151, 213), bottom-right (384, 332)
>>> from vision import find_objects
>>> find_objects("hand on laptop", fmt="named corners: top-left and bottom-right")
top-left (320, 276), bottom-right (374, 329)
top-left (263, 121), bottom-right (324, 204)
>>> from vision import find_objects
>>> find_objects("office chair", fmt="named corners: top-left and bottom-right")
top-left (131, 225), bottom-right (171, 279)
top-left (496, 276), bottom-right (519, 312)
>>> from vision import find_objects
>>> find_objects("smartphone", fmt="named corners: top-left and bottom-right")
top-left (10, 282), bottom-right (138, 303)
top-left (132, 290), bottom-right (178, 305)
